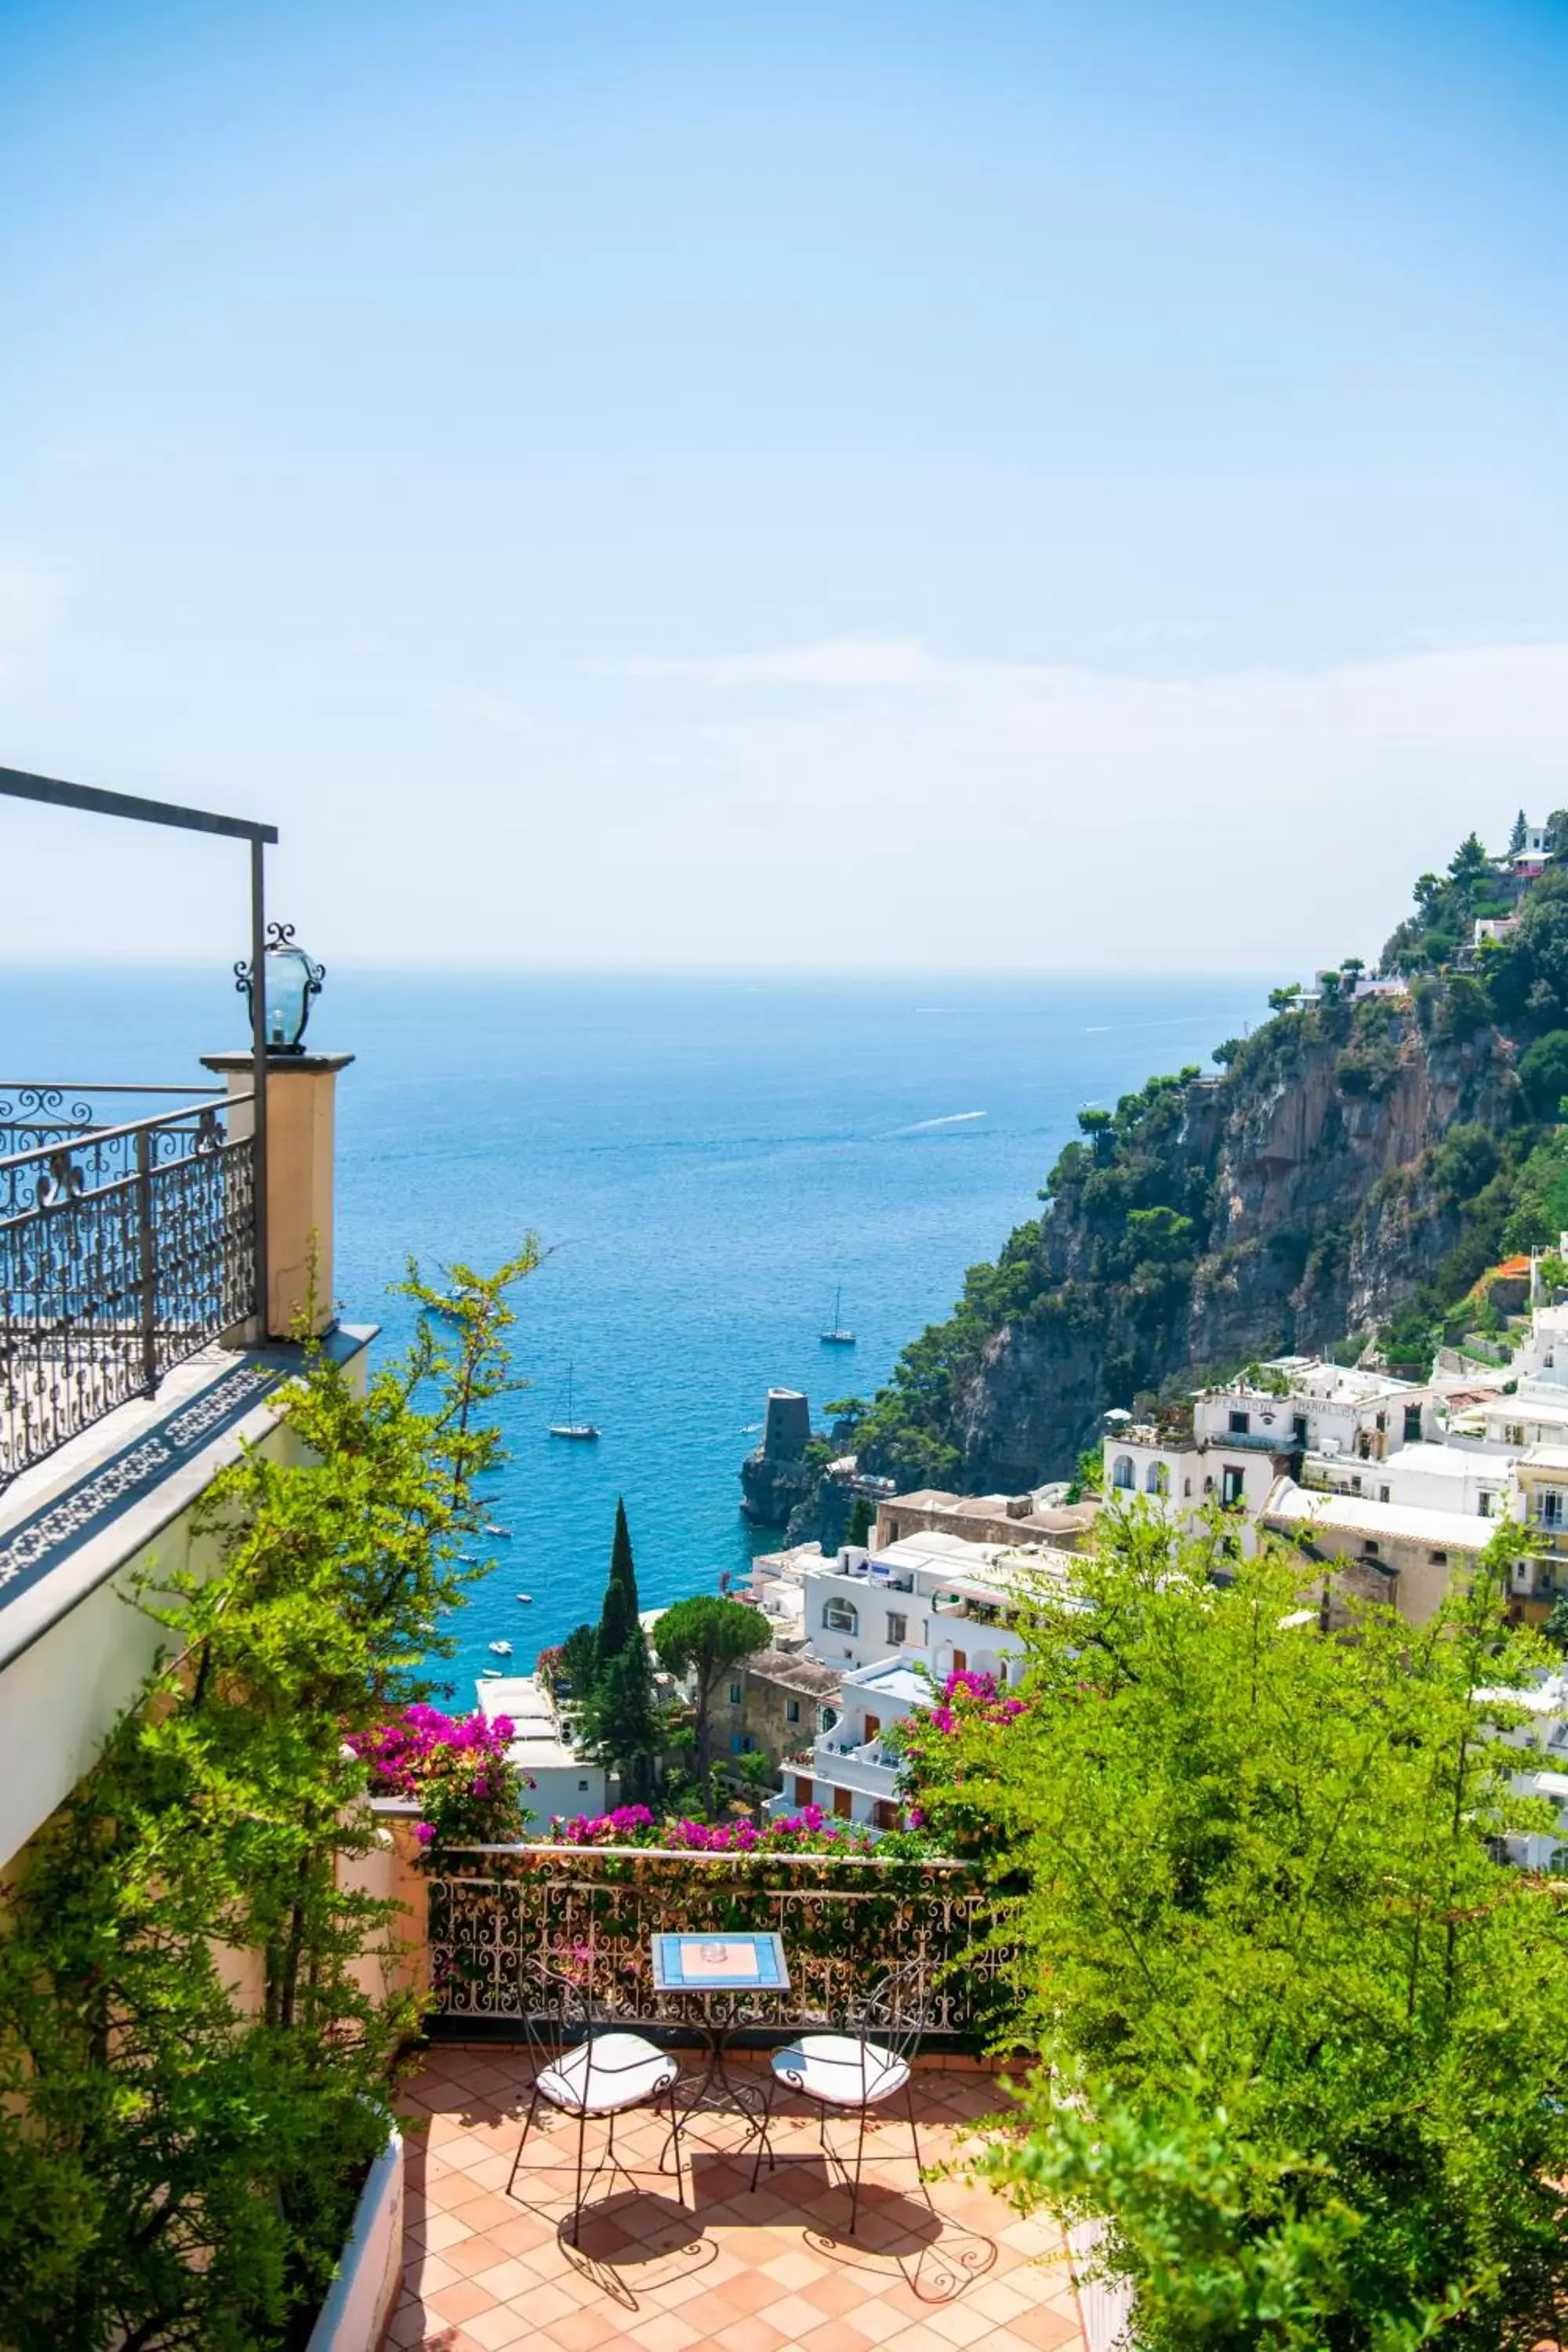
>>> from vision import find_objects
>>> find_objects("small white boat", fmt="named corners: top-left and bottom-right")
top-left (819, 1285), bottom-right (856, 1345)
top-left (481, 1666), bottom-right (503, 1679)
top-left (488, 1639), bottom-right (513, 1657)
top-left (549, 1364), bottom-right (601, 1442)
top-left (485, 1523), bottom-right (511, 1539)
top-left (456, 1553), bottom-right (478, 1565)
top-left (515, 1592), bottom-right (533, 1604)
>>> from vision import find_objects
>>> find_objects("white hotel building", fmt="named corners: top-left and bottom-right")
top-left (768, 1530), bottom-right (1079, 1830)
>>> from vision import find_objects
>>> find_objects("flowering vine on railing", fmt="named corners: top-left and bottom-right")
top-left (546, 1802), bottom-right (887, 1854)
top-left (348, 1703), bottom-right (532, 1849)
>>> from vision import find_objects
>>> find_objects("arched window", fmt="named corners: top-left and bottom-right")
top-left (823, 1598), bottom-right (858, 1634)
top-left (1145, 1461), bottom-right (1169, 1497)
top-left (1112, 1454), bottom-right (1135, 1491)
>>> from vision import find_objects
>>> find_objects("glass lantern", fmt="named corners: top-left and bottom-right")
top-left (234, 923), bottom-right (325, 1054)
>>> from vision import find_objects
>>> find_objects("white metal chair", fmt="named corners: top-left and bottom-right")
top-left (506, 1958), bottom-right (687, 2244)
top-left (748, 1959), bottom-right (935, 2233)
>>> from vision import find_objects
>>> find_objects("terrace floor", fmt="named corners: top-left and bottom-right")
top-left (393, 2045), bottom-right (1089, 2352)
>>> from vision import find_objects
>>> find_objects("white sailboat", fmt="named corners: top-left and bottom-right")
top-left (819, 1285), bottom-right (855, 1345)
top-left (549, 1365), bottom-right (601, 1442)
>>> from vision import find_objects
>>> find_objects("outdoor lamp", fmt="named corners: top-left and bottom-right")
top-left (234, 922), bottom-right (325, 1054)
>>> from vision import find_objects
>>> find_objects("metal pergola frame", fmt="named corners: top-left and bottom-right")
top-left (1, 763), bottom-right (280, 1337)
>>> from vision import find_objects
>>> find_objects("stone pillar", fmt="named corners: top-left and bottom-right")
top-left (201, 1051), bottom-right (354, 1340)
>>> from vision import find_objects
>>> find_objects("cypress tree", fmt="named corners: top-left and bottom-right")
top-left (597, 1497), bottom-right (641, 1663)
top-left (583, 1631), bottom-right (661, 1806)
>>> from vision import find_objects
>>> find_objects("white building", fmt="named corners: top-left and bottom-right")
top-left (799, 1530), bottom-right (1070, 1683)
top-left (771, 1656), bottom-right (928, 1831)
top-left (1191, 1359), bottom-right (1436, 1460)
top-left (1103, 1358), bottom-right (1436, 1537)
top-left (1446, 1391), bottom-right (1568, 1454)
top-left (1304, 1440), bottom-right (1514, 1521)
top-left (1475, 1667), bottom-right (1568, 1871)
top-left (777, 1532), bottom-right (1080, 1828)
top-left (737, 1541), bottom-right (818, 1650)
top-left (475, 1675), bottom-right (611, 1824)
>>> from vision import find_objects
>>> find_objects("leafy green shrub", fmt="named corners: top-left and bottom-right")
top-left (926, 1514), bottom-right (1568, 2350)
top-left (1518, 1026), bottom-right (1568, 1119)
top-left (0, 1251), bottom-right (536, 2350)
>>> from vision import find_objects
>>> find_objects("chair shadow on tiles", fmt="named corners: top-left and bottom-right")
top-left (551, 2186), bottom-right (717, 2314)
top-left (695, 2125), bottom-right (999, 2309)
top-left (504, 2095), bottom-right (716, 2314)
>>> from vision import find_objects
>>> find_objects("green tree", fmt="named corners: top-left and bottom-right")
top-left (654, 1595), bottom-right (770, 1774)
top-left (0, 1249), bottom-right (536, 2350)
top-left (1267, 984), bottom-right (1302, 1014)
top-left (1518, 1028), bottom-right (1568, 1120)
top-left (555, 1621), bottom-right (599, 1695)
top-left (927, 1515), bottom-right (1568, 2351)
top-left (578, 1628), bottom-right (662, 1804)
top-left (846, 1495), bottom-right (875, 1546)
top-left (597, 1495), bottom-right (641, 1662)
top-left (1449, 829), bottom-right (1490, 887)
top-left (1509, 808), bottom-right (1528, 855)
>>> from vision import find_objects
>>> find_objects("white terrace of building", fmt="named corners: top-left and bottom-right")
top-left (800, 1529), bottom-right (1076, 1681)
top-left (475, 1673), bottom-right (611, 1824)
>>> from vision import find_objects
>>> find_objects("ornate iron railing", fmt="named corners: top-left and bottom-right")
top-left (0, 1087), bottom-right (256, 1486)
top-left (425, 1845), bottom-right (1013, 2045)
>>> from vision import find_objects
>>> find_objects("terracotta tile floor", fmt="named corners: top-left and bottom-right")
top-left (392, 2044), bottom-right (1087, 2352)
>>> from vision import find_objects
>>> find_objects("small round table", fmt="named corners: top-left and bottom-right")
top-left (650, 1933), bottom-right (791, 2147)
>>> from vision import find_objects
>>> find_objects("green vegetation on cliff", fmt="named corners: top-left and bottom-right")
top-left (851, 829), bottom-right (1568, 1490)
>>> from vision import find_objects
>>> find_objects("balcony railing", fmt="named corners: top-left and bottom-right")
top-left (0, 1084), bottom-right (256, 1486)
top-left (424, 1845), bottom-right (1010, 2042)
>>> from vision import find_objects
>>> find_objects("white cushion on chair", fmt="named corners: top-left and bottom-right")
top-left (537, 2032), bottom-right (677, 2115)
top-left (770, 2034), bottom-right (910, 2107)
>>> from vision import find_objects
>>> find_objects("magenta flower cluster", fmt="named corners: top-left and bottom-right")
top-left (928, 1667), bottom-right (1028, 1734)
top-left (347, 1702), bottom-right (528, 1852)
top-left (547, 1802), bottom-right (870, 1853)
top-left (551, 1804), bottom-right (659, 1846)
top-left (347, 1701), bottom-right (516, 1797)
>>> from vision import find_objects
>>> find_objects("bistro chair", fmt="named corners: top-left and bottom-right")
top-left (748, 1958), bottom-right (936, 2234)
top-left (506, 1957), bottom-right (687, 2245)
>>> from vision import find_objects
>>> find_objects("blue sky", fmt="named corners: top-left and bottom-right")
top-left (2, 0), bottom-right (1566, 967)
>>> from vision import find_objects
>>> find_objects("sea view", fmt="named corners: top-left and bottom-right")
top-left (5, 963), bottom-right (1271, 1692)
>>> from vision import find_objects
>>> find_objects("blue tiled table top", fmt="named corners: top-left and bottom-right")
top-left (650, 1932), bottom-right (790, 1992)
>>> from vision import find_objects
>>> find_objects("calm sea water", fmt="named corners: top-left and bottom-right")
top-left (2, 966), bottom-right (1272, 1697)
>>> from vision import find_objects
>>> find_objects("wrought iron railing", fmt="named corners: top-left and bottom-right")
top-left (424, 1845), bottom-right (1012, 2044)
top-left (0, 1086), bottom-right (256, 1486)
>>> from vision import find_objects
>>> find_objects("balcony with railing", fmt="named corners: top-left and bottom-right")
top-left (1198, 1425), bottom-right (1302, 1454)
top-left (419, 1840), bottom-right (1007, 2040)
top-left (0, 1083), bottom-right (258, 1490)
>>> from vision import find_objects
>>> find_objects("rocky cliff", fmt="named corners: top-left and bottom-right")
top-left (847, 837), bottom-right (1568, 1494)
top-left (950, 1007), bottom-right (1522, 1487)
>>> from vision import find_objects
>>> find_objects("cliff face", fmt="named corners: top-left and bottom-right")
top-left (834, 840), bottom-right (1568, 1504)
top-left (866, 997), bottom-right (1529, 1493)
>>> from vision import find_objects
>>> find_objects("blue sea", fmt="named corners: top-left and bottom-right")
top-left (2, 967), bottom-right (1272, 1698)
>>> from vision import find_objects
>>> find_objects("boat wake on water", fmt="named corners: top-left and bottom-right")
top-left (892, 1110), bottom-right (986, 1134)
